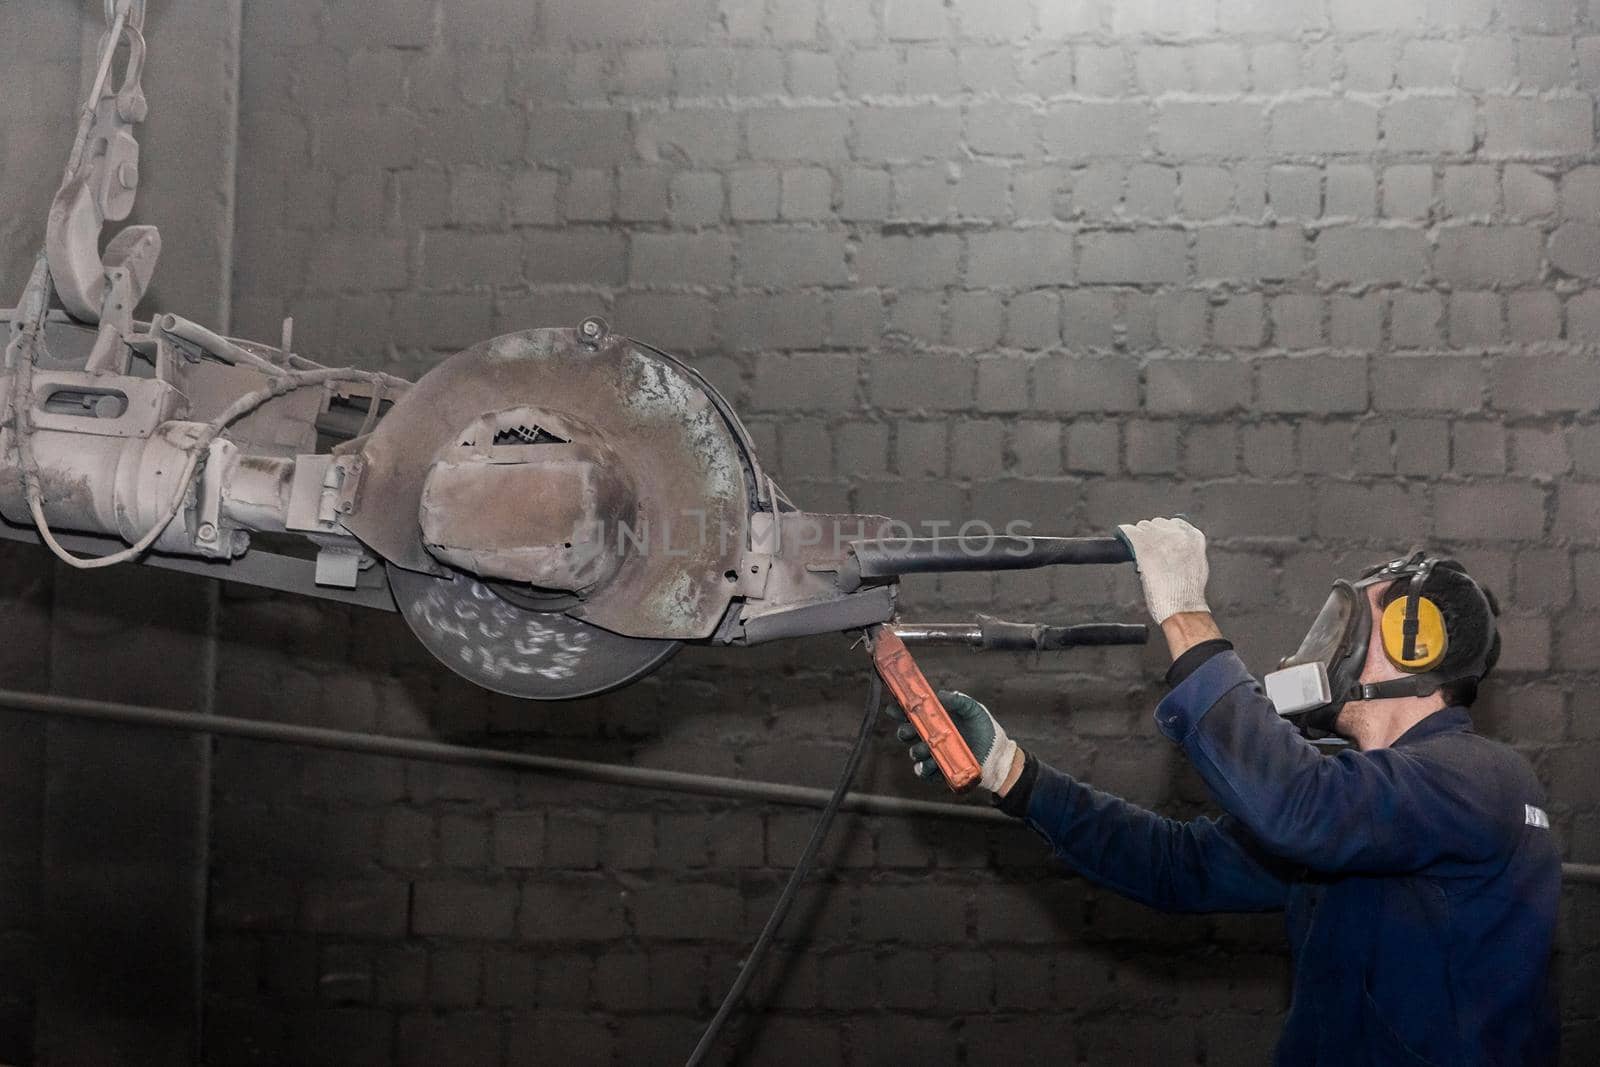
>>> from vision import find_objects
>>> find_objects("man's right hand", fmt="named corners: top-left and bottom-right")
top-left (885, 689), bottom-right (1022, 795)
top-left (1115, 516), bottom-right (1212, 625)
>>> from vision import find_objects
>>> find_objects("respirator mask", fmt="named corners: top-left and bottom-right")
top-left (1264, 551), bottom-right (1498, 733)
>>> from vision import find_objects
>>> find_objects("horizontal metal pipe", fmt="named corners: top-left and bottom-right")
top-left (0, 687), bottom-right (1006, 824)
top-left (1, 687), bottom-right (1595, 886)
top-left (893, 621), bottom-right (1149, 650)
top-left (890, 624), bottom-right (987, 644)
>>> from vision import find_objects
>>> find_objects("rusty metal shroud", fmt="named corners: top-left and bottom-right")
top-left (343, 326), bottom-right (750, 641)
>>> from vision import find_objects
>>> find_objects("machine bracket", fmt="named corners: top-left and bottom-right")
top-left (314, 545), bottom-right (365, 588)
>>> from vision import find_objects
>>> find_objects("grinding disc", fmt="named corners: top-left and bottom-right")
top-left (387, 563), bottom-right (680, 700)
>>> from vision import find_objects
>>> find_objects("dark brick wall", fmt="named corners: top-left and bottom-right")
top-left (0, 7), bottom-right (87, 1061)
top-left (1, 4), bottom-right (240, 1062)
top-left (212, 1), bottom-right (1600, 1062)
top-left (0, 545), bottom-right (52, 1065)
top-left (3, 0), bottom-right (1599, 1063)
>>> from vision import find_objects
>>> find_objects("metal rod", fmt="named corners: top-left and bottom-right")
top-left (157, 313), bottom-right (258, 370)
top-left (1, 687), bottom-right (1595, 885)
top-left (891, 623), bottom-right (985, 644)
top-left (0, 688), bottom-right (1004, 824)
top-left (893, 620), bottom-right (1149, 651)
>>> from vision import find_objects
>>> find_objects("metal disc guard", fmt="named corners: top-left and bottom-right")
top-left (344, 328), bottom-right (751, 641)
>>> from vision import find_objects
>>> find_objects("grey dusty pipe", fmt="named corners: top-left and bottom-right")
top-left (0, 687), bottom-right (1003, 824)
top-left (0, 687), bottom-right (1596, 887)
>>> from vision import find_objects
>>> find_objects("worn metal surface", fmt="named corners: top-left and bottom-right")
top-left (23, 366), bottom-right (181, 438)
top-left (346, 327), bottom-right (750, 640)
top-left (0, 313), bottom-right (344, 564)
top-left (419, 408), bottom-right (635, 592)
top-left (0, 517), bottom-right (396, 611)
top-left (738, 585), bottom-right (897, 645)
top-left (387, 561), bottom-right (680, 699)
top-left (732, 509), bottom-right (898, 641)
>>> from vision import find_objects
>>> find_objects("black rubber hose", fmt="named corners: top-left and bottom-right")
top-left (847, 535), bottom-right (1133, 582)
top-left (685, 672), bottom-right (883, 1067)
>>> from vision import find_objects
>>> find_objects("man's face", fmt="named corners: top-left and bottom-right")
top-left (1331, 581), bottom-right (1402, 735)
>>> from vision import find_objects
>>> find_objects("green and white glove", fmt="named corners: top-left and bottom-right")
top-left (1115, 516), bottom-right (1211, 625)
top-left (887, 689), bottom-right (1018, 793)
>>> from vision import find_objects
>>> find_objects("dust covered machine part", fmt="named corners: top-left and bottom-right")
top-left (344, 325), bottom-right (753, 642)
top-left (361, 324), bottom-right (748, 698)
top-left (3, 2), bottom-right (1149, 704)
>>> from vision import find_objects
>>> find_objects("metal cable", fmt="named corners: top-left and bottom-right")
top-left (685, 672), bottom-right (882, 1067)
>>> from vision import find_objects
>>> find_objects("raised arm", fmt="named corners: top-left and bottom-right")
top-left (1152, 652), bottom-right (1519, 873)
top-left (1115, 517), bottom-right (1521, 874)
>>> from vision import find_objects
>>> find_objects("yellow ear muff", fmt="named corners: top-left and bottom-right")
top-left (1381, 596), bottom-right (1448, 672)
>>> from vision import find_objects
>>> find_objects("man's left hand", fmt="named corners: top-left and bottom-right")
top-left (886, 690), bottom-right (1020, 794)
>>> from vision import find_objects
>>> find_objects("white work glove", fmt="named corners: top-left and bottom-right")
top-left (1115, 516), bottom-right (1210, 625)
top-left (886, 690), bottom-right (1018, 794)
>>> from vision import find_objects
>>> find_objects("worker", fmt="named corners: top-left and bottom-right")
top-left (893, 517), bottom-right (1559, 1065)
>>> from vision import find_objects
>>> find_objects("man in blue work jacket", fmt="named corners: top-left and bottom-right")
top-left (894, 517), bottom-right (1560, 1065)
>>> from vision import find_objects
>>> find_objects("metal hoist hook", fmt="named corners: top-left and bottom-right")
top-left (47, 0), bottom-right (157, 327)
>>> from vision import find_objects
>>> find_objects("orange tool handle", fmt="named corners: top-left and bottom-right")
top-left (870, 626), bottom-right (982, 793)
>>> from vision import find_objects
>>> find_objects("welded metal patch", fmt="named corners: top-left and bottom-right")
top-left (421, 452), bottom-right (629, 592)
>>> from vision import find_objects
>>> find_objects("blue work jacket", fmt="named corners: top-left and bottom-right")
top-left (1022, 651), bottom-right (1560, 1066)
